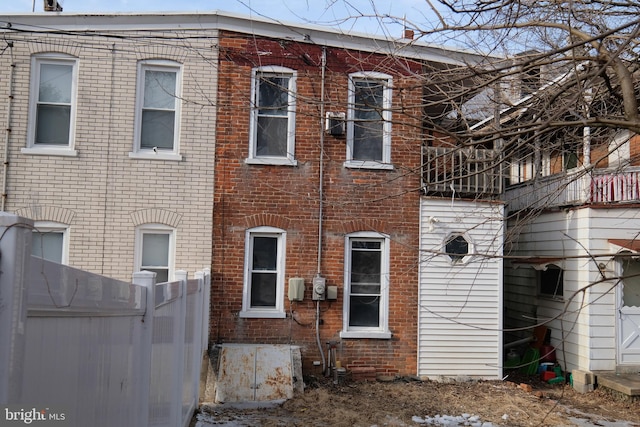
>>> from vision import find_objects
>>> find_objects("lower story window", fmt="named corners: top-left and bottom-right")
top-left (135, 225), bottom-right (175, 283)
top-left (341, 232), bottom-right (391, 339)
top-left (240, 226), bottom-right (286, 318)
top-left (32, 221), bottom-right (68, 264)
top-left (539, 264), bottom-right (564, 300)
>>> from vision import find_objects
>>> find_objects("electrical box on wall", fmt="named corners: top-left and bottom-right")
top-left (326, 285), bottom-right (338, 300)
top-left (288, 277), bottom-right (305, 301)
top-left (312, 276), bottom-right (326, 300)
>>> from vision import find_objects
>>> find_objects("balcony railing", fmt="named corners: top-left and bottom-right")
top-left (421, 146), bottom-right (503, 196)
top-left (505, 167), bottom-right (640, 212)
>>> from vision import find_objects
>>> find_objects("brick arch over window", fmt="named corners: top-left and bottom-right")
top-left (244, 213), bottom-right (291, 230)
top-left (129, 208), bottom-right (182, 228)
top-left (135, 50), bottom-right (188, 63)
top-left (15, 205), bottom-right (75, 225)
top-left (340, 219), bottom-right (388, 235)
top-left (28, 44), bottom-right (81, 57)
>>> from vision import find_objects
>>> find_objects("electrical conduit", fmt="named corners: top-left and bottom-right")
top-left (315, 46), bottom-right (327, 372)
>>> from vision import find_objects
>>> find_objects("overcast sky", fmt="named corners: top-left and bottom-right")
top-left (1, 0), bottom-right (438, 37)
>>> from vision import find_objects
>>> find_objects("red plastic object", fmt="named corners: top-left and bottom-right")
top-left (540, 345), bottom-right (557, 363)
top-left (541, 371), bottom-right (556, 381)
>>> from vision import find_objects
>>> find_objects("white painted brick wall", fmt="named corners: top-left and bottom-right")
top-left (0, 29), bottom-right (218, 280)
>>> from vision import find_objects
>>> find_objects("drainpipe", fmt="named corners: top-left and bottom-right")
top-left (317, 47), bottom-right (327, 277)
top-left (2, 42), bottom-right (15, 212)
top-left (315, 46), bottom-right (327, 373)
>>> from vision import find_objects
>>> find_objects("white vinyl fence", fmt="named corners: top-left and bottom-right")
top-left (0, 213), bottom-right (211, 427)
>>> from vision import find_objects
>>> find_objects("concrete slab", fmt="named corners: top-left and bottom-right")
top-left (597, 372), bottom-right (640, 397)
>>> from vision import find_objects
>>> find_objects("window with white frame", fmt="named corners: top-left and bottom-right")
top-left (24, 55), bottom-right (78, 155)
top-left (247, 67), bottom-right (297, 165)
top-left (539, 264), bottom-right (564, 300)
top-left (131, 60), bottom-right (182, 160)
top-left (135, 225), bottom-right (175, 283)
top-left (507, 149), bottom-right (550, 185)
top-left (346, 72), bottom-right (392, 169)
top-left (443, 232), bottom-right (474, 265)
top-left (341, 232), bottom-right (391, 339)
top-left (31, 221), bottom-right (69, 264)
top-left (240, 226), bottom-right (286, 318)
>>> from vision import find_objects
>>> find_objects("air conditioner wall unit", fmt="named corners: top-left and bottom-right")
top-left (325, 112), bottom-right (345, 136)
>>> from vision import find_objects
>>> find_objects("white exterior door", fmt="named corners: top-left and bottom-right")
top-left (617, 258), bottom-right (640, 365)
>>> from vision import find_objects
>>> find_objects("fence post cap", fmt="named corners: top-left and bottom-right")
top-left (133, 270), bottom-right (157, 279)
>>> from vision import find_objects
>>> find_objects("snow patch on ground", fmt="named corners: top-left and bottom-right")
top-left (410, 413), bottom-right (496, 426)
top-left (194, 410), bottom-right (638, 427)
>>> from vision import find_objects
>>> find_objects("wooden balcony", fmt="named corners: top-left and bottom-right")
top-left (421, 146), bottom-right (503, 196)
top-left (505, 167), bottom-right (640, 212)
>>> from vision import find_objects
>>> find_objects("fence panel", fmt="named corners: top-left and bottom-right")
top-left (0, 214), bottom-right (210, 427)
top-left (21, 257), bottom-right (146, 427)
top-left (149, 274), bottom-right (185, 427)
top-left (182, 277), bottom-right (202, 426)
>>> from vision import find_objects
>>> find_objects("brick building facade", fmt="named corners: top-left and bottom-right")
top-left (0, 17), bottom-right (217, 280)
top-left (212, 30), bottom-right (439, 376)
top-left (1, 12), bottom-right (493, 379)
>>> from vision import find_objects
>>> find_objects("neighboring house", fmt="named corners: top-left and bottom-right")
top-left (0, 14), bottom-right (216, 281)
top-left (211, 22), bottom-right (504, 379)
top-left (496, 59), bottom-right (640, 375)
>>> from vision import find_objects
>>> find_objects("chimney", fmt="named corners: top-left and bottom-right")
top-left (44, 0), bottom-right (63, 11)
top-left (403, 29), bottom-right (414, 40)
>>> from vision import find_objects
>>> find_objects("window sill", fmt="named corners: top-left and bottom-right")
top-left (239, 310), bottom-right (286, 319)
top-left (21, 147), bottom-right (78, 157)
top-left (343, 161), bottom-right (393, 170)
top-left (129, 152), bottom-right (183, 161)
top-left (339, 330), bottom-right (392, 339)
top-left (245, 157), bottom-right (298, 167)
top-left (538, 295), bottom-right (564, 302)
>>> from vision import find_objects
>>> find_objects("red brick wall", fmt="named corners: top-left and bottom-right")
top-left (211, 31), bottom-right (424, 376)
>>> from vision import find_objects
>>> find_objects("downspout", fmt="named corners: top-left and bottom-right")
top-left (2, 41), bottom-right (15, 212)
top-left (315, 46), bottom-right (327, 373)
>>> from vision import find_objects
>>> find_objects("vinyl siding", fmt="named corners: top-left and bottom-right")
top-left (418, 198), bottom-right (504, 379)
top-left (503, 206), bottom-right (640, 372)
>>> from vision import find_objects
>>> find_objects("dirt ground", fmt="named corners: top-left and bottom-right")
top-left (195, 372), bottom-right (640, 427)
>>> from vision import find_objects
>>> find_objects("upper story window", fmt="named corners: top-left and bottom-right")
top-left (23, 54), bottom-right (78, 156)
top-left (134, 224), bottom-right (175, 283)
top-left (131, 60), bottom-right (182, 161)
top-left (507, 146), bottom-right (551, 186)
top-left (32, 221), bottom-right (69, 264)
top-left (345, 72), bottom-right (393, 170)
top-left (563, 142), bottom-right (580, 170)
top-left (341, 232), bottom-right (391, 339)
top-left (240, 226), bottom-right (287, 318)
top-left (247, 67), bottom-right (297, 166)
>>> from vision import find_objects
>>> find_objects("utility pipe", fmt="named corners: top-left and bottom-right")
top-left (2, 42), bottom-right (15, 212)
top-left (315, 46), bottom-right (328, 373)
top-left (317, 47), bottom-right (326, 276)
